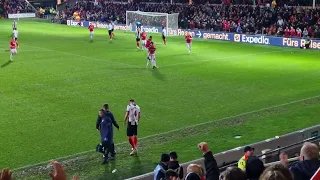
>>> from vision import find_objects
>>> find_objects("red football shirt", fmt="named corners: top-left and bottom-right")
top-left (149, 44), bottom-right (156, 54)
top-left (141, 32), bottom-right (147, 40)
top-left (185, 35), bottom-right (193, 43)
top-left (10, 40), bottom-right (18, 49)
top-left (146, 39), bottom-right (152, 48)
top-left (88, 25), bottom-right (94, 32)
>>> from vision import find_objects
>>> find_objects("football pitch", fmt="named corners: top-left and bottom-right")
top-left (0, 19), bottom-right (320, 179)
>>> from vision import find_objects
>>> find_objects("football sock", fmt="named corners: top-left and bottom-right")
top-left (152, 59), bottom-right (156, 67)
top-left (137, 42), bottom-right (140, 48)
top-left (146, 59), bottom-right (150, 67)
top-left (128, 137), bottom-right (134, 148)
top-left (110, 35), bottom-right (112, 40)
top-left (10, 54), bottom-right (12, 60)
top-left (133, 136), bottom-right (138, 147)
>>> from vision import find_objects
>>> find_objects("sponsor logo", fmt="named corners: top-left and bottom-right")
top-left (8, 13), bottom-right (36, 19)
top-left (282, 38), bottom-right (299, 47)
top-left (234, 34), bottom-right (240, 42)
top-left (167, 29), bottom-right (195, 37)
top-left (67, 20), bottom-right (71, 26)
top-left (67, 20), bottom-right (81, 26)
top-left (141, 26), bottom-right (159, 33)
top-left (203, 33), bottom-right (229, 40)
top-left (241, 35), bottom-right (270, 44)
top-left (91, 22), bottom-right (131, 30)
top-left (302, 39), bottom-right (320, 49)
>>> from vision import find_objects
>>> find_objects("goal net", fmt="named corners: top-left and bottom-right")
top-left (126, 11), bottom-right (179, 36)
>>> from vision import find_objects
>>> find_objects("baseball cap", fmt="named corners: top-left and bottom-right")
top-left (244, 146), bottom-right (254, 152)
top-left (161, 153), bottom-right (170, 162)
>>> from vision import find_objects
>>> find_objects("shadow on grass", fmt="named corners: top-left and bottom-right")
top-left (151, 68), bottom-right (165, 81)
top-left (1, 61), bottom-right (12, 68)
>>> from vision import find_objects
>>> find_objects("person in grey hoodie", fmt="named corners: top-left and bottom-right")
top-left (290, 142), bottom-right (320, 180)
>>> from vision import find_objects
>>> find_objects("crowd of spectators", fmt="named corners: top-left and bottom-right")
top-left (0, 142), bottom-right (319, 179)
top-left (0, 0), bottom-right (34, 17)
top-left (154, 142), bottom-right (320, 180)
top-left (58, 0), bottom-right (320, 38)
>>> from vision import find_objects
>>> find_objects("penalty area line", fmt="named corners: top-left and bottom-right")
top-left (12, 94), bottom-right (320, 172)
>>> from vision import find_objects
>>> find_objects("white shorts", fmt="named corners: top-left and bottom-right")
top-left (90, 31), bottom-right (94, 35)
top-left (142, 40), bottom-right (146, 45)
top-left (11, 49), bottom-right (17, 54)
top-left (186, 43), bottom-right (192, 46)
top-left (149, 54), bottom-right (155, 60)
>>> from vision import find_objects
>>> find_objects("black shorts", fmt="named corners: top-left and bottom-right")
top-left (108, 30), bottom-right (112, 36)
top-left (14, 37), bottom-right (18, 41)
top-left (111, 29), bottom-right (114, 32)
top-left (162, 35), bottom-right (166, 40)
top-left (127, 124), bottom-right (138, 136)
top-left (136, 37), bottom-right (140, 42)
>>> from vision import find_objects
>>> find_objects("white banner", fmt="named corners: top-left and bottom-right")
top-left (8, 13), bottom-right (36, 19)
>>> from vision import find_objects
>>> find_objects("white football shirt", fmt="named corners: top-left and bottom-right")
top-left (108, 23), bottom-right (113, 30)
top-left (13, 30), bottom-right (18, 38)
top-left (162, 29), bottom-right (167, 37)
top-left (126, 104), bottom-right (140, 125)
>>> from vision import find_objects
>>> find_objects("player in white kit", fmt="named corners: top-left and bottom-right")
top-left (13, 28), bottom-right (18, 40)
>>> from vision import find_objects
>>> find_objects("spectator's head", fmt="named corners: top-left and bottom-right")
top-left (165, 169), bottom-right (179, 180)
top-left (186, 164), bottom-right (204, 179)
top-left (169, 151), bottom-right (178, 161)
top-left (161, 153), bottom-right (170, 165)
top-left (300, 142), bottom-right (319, 161)
top-left (246, 156), bottom-right (265, 180)
top-left (244, 146), bottom-right (254, 157)
top-left (279, 152), bottom-right (288, 165)
top-left (222, 167), bottom-right (247, 180)
top-left (259, 164), bottom-right (293, 180)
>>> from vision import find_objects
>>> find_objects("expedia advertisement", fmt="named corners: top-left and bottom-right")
top-left (66, 20), bottom-right (320, 49)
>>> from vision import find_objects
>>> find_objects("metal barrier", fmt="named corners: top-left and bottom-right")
top-left (126, 124), bottom-right (320, 180)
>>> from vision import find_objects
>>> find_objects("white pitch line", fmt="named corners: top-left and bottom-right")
top-left (12, 94), bottom-right (320, 171)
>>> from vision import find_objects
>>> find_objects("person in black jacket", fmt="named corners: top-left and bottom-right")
top-left (168, 151), bottom-right (184, 180)
top-left (198, 142), bottom-right (220, 180)
top-left (290, 142), bottom-right (320, 180)
top-left (96, 104), bottom-right (119, 158)
top-left (154, 153), bottom-right (170, 180)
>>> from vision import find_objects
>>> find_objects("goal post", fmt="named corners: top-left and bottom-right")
top-left (126, 11), bottom-right (179, 36)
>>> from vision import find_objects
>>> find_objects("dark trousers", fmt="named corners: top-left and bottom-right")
top-left (102, 140), bottom-right (112, 159)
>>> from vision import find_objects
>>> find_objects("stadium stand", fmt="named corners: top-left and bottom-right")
top-left (0, 0), bottom-right (34, 17)
top-left (58, 1), bottom-right (320, 38)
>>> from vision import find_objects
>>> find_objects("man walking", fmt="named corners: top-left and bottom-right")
top-left (96, 104), bottom-right (119, 158)
top-left (124, 99), bottom-right (141, 155)
top-left (98, 109), bottom-right (112, 164)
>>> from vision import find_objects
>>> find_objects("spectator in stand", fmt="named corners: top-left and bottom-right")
top-left (260, 164), bottom-right (293, 180)
top-left (154, 153), bottom-right (170, 180)
top-left (284, 27), bottom-right (290, 37)
top-left (165, 169), bottom-right (179, 180)
top-left (238, 146), bottom-right (254, 171)
top-left (290, 142), bottom-right (320, 180)
top-left (198, 142), bottom-right (220, 180)
top-left (303, 28), bottom-right (308, 38)
top-left (296, 27), bottom-right (302, 37)
top-left (290, 27), bottom-right (296, 37)
top-left (246, 156), bottom-right (265, 180)
top-left (185, 164), bottom-right (205, 180)
top-left (279, 152), bottom-right (289, 168)
top-left (220, 167), bottom-right (247, 180)
top-left (168, 151), bottom-right (184, 180)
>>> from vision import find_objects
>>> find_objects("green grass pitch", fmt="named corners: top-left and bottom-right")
top-left (0, 19), bottom-right (319, 179)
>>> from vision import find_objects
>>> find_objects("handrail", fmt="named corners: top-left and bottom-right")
top-left (218, 136), bottom-right (320, 170)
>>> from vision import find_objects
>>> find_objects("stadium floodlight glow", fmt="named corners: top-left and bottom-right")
top-left (126, 11), bottom-right (179, 36)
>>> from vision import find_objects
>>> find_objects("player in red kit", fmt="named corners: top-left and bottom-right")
top-left (88, 23), bottom-right (94, 40)
top-left (145, 36), bottom-right (153, 68)
top-left (140, 30), bottom-right (147, 51)
top-left (185, 33), bottom-right (193, 54)
top-left (149, 42), bottom-right (157, 69)
top-left (10, 37), bottom-right (19, 61)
